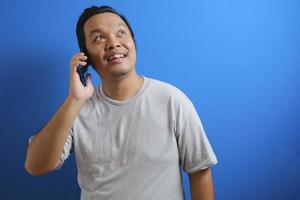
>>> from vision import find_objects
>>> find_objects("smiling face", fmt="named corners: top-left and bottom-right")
top-left (84, 12), bottom-right (137, 80)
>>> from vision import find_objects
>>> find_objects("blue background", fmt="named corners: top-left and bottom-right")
top-left (0, 0), bottom-right (299, 199)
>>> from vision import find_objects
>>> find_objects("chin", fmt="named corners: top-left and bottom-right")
top-left (96, 61), bottom-right (134, 79)
top-left (109, 67), bottom-right (133, 78)
top-left (110, 71), bottom-right (128, 78)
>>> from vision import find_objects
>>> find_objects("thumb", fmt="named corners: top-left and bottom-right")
top-left (86, 73), bottom-right (93, 86)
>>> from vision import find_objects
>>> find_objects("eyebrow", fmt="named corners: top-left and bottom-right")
top-left (89, 28), bottom-right (104, 36)
top-left (89, 23), bottom-right (128, 36)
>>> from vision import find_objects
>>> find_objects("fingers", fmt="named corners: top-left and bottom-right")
top-left (70, 52), bottom-right (88, 74)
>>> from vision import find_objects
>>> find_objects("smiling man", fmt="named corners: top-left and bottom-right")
top-left (25, 6), bottom-right (218, 200)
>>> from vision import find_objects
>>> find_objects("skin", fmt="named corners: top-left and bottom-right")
top-left (189, 168), bottom-right (215, 200)
top-left (25, 12), bottom-right (215, 200)
top-left (82, 12), bottom-right (143, 101)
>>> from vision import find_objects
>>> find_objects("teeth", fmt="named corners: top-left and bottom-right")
top-left (108, 54), bottom-right (125, 61)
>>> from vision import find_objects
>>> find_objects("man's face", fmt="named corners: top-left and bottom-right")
top-left (84, 12), bottom-right (136, 79)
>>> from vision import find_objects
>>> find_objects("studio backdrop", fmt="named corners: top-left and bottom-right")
top-left (0, 0), bottom-right (299, 199)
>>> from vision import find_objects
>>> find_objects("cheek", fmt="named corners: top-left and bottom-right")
top-left (127, 39), bottom-right (136, 50)
top-left (88, 46), bottom-right (104, 63)
top-left (125, 41), bottom-right (136, 60)
top-left (128, 49), bottom-right (136, 64)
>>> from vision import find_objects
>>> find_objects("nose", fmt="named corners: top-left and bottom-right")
top-left (105, 36), bottom-right (121, 51)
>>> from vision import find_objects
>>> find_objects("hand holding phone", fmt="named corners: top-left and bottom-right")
top-left (76, 64), bottom-right (88, 87)
top-left (68, 52), bottom-right (94, 102)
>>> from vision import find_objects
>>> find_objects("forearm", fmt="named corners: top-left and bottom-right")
top-left (189, 168), bottom-right (215, 200)
top-left (24, 95), bottom-right (84, 175)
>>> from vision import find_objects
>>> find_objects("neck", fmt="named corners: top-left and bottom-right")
top-left (102, 72), bottom-right (144, 101)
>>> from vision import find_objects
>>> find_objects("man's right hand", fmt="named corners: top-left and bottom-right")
top-left (69, 52), bottom-right (94, 102)
top-left (25, 52), bottom-right (94, 176)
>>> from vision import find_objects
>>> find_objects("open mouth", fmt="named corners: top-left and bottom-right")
top-left (106, 53), bottom-right (127, 64)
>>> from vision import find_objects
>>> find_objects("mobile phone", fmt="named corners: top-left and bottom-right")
top-left (76, 64), bottom-right (88, 87)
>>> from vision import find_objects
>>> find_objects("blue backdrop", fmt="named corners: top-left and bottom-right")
top-left (0, 0), bottom-right (299, 199)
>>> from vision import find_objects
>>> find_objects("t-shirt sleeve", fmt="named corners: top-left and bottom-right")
top-left (175, 95), bottom-right (218, 173)
top-left (55, 128), bottom-right (74, 169)
top-left (27, 128), bottom-right (74, 170)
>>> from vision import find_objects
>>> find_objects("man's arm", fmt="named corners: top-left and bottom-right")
top-left (189, 168), bottom-right (215, 200)
top-left (24, 52), bottom-right (93, 176)
top-left (24, 96), bottom-right (84, 176)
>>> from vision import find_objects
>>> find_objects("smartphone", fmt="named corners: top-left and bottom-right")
top-left (76, 64), bottom-right (88, 87)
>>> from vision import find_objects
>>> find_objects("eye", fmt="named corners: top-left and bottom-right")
top-left (118, 29), bottom-right (127, 36)
top-left (94, 35), bottom-right (105, 42)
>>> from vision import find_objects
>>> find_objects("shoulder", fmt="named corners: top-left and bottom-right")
top-left (147, 77), bottom-right (184, 96)
top-left (146, 77), bottom-right (194, 110)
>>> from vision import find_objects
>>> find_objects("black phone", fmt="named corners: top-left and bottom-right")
top-left (76, 64), bottom-right (88, 87)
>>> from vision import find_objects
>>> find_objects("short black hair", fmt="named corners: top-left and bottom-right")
top-left (76, 5), bottom-right (136, 66)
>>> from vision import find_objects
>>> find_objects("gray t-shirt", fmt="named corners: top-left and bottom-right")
top-left (32, 76), bottom-right (217, 200)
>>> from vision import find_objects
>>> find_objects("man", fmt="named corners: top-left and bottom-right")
top-left (25, 5), bottom-right (218, 200)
